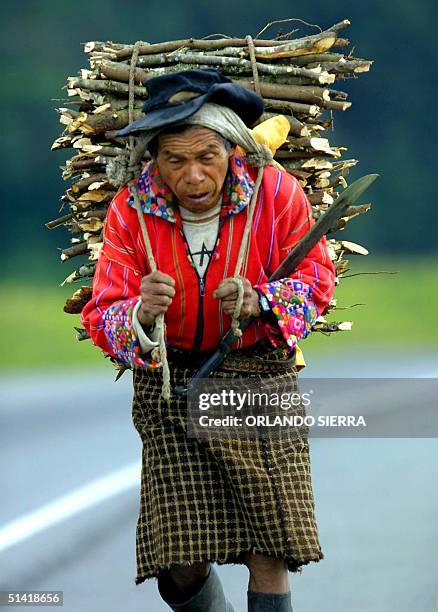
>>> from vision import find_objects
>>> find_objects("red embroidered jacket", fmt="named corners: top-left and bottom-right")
top-left (81, 153), bottom-right (336, 369)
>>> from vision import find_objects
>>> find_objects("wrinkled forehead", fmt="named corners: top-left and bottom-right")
top-left (157, 125), bottom-right (225, 154)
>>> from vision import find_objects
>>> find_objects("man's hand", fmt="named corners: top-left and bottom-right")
top-left (213, 277), bottom-right (261, 319)
top-left (137, 270), bottom-right (176, 328)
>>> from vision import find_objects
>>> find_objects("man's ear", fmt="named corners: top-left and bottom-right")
top-left (227, 144), bottom-right (236, 159)
top-left (221, 136), bottom-right (235, 158)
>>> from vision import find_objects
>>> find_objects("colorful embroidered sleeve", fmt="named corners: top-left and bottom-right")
top-left (255, 171), bottom-right (336, 351)
top-left (80, 190), bottom-right (161, 369)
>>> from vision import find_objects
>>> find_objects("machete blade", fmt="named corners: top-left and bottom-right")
top-left (272, 173), bottom-right (379, 281)
top-left (315, 172), bottom-right (379, 232)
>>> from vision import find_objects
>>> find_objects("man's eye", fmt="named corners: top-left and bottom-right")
top-left (201, 154), bottom-right (215, 162)
top-left (168, 158), bottom-right (182, 164)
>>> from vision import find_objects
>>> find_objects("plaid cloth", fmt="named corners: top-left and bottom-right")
top-left (131, 343), bottom-right (324, 585)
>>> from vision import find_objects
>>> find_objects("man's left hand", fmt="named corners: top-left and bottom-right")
top-left (213, 277), bottom-right (261, 319)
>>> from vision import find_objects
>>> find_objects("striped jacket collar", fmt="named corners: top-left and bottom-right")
top-left (127, 152), bottom-right (255, 224)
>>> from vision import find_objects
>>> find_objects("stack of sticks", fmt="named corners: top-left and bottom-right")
top-left (49, 18), bottom-right (373, 340)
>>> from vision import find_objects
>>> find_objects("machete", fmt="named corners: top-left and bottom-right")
top-left (174, 173), bottom-right (378, 396)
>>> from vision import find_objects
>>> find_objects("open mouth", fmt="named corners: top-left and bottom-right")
top-left (184, 192), bottom-right (211, 204)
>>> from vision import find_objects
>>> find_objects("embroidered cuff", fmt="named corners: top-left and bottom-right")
top-left (102, 296), bottom-right (161, 369)
top-left (132, 298), bottom-right (160, 354)
top-left (254, 278), bottom-right (318, 351)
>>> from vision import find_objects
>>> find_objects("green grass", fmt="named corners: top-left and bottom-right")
top-left (0, 282), bottom-right (103, 371)
top-left (1, 255), bottom-right (436, 370)
top-left (303, 255), bottom-right (437, 358)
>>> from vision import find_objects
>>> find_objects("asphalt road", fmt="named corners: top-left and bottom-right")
top-left (1, 349), bottom-right (437, 612)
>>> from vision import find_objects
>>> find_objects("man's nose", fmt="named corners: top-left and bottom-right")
top-left (183, 163), bottom-right (205, 185)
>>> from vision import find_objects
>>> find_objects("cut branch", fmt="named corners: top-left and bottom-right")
top-left (67, 77), bottom-right (148, 98)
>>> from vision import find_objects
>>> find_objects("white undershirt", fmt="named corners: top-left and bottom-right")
top-left (178, 198), bottom-right (221, 277)
top-left (132, 198), bottom-right (222, 354)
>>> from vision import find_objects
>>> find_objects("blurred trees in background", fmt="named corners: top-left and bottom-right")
top-left (1, 0), bottom-right (436, 280)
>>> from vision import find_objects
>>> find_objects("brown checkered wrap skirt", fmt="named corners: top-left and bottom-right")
top-left (131, 342), bottom-right (324, 585)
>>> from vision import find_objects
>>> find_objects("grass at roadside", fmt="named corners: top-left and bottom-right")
top-left (1, 255), bottom-right (436, 370)
top-left (1, 282), bottom-right (103, 370)
top-left (303, 255), bottom-right (436, 357)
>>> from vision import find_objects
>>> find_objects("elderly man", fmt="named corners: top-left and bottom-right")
top-left (81, 69), bottom-right (335, 612)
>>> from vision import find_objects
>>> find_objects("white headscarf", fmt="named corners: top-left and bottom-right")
top-left (142, 102), bottom-right (272, 165)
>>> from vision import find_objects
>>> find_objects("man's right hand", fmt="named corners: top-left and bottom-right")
top-left (137, 270), bottom-right (176, 328)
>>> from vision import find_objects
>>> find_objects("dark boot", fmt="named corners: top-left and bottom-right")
top-left (158, 565), bottom-right (234, 611)
top-left (247, 590), bottom-right (293, 611)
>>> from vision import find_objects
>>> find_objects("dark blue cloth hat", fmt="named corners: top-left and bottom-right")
top-left (116, 68), bottom-right (264, 136)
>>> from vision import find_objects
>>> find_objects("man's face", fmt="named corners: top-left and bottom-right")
top-left (156, 126), bottom-right (232, 213)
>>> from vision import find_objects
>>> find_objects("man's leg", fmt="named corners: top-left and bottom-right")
top-left (166, 562), bottom-right (211, 600)
top-left (243, 552), bottom-right (293, 611)
top-left (157, 562), bottom-right (234, 611)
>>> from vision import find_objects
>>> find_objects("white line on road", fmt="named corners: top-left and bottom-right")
top-left (0, 462), bottom-right (141, 554)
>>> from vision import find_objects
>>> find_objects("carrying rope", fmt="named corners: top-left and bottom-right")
top-left (106, 41), bottom-right (145, 187)
top-left (246, 35), bottom-right (261, 96)
top-left (229, 143), bottom-right (272, 337)
top-left (107, 42), bottom-right (274, 400)
top-left (129, 183), bottom-right (172, 403)
top-left (128, 42), bottom-right (141, 151)
top-left (127, 41), bottom-right (171, 402)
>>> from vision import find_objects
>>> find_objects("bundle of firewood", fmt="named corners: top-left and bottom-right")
top-left (49, 18), bottom-right (372, 341)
